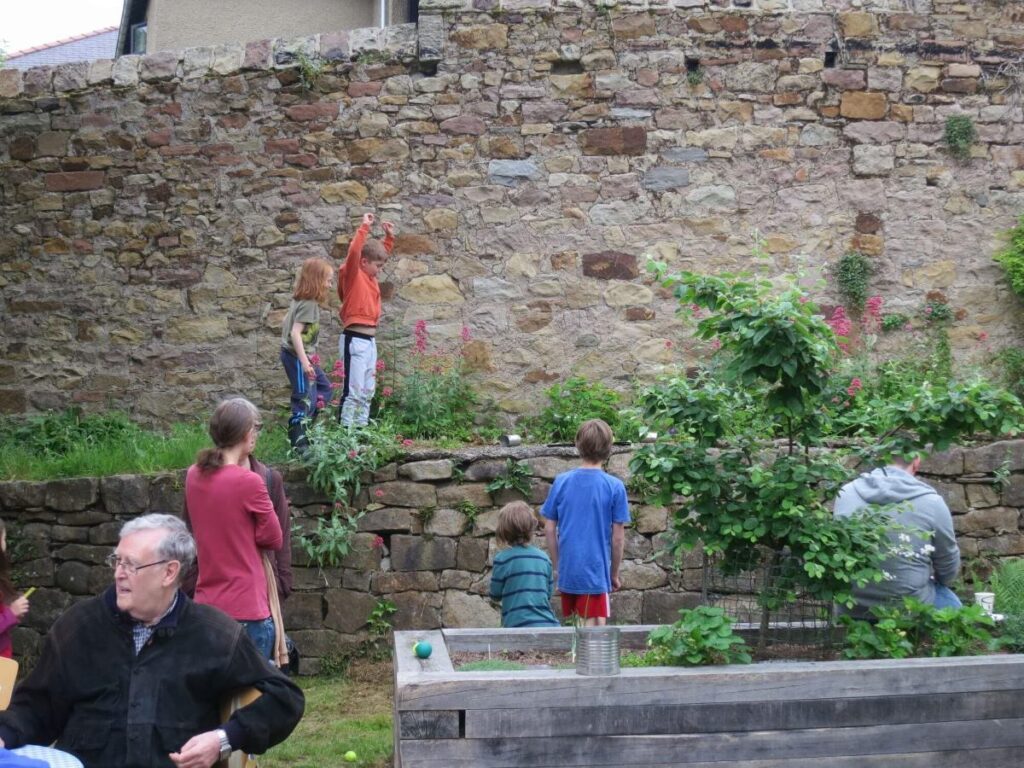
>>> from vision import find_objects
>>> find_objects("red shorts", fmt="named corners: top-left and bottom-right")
top-left (560, 592), bottom-right (610, 619)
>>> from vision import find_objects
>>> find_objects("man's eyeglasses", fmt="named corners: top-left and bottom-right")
top-left (105, 554), bottom-right (171, 576)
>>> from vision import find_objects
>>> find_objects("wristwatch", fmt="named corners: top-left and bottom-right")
top-left (215, 729), bottom-right (232, 761)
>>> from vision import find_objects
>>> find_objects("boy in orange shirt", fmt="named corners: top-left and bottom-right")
top-left (336, 212), bottom-right (393, 427)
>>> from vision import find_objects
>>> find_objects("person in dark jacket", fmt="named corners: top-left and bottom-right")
top-left (0, 514), bottom-right (304, 768)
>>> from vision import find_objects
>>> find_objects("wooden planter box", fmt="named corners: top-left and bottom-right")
top-left (394, 627), bottom-right (1024, 768)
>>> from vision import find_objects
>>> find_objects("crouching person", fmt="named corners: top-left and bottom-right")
top-left (0, 513), bottom-right (304, 768)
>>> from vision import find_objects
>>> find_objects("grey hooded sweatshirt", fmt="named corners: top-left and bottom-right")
top-left (833, 466), bottom-right (960, 617)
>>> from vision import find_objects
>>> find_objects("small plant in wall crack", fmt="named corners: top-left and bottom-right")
top-left (295, 507), bottom-right (365, 571)
top-left (834, 251), bottom-right (873, 313)
top-left (486, 459), bottom-right (532, 497)
top-left (456, 500), bottom-right (480, 534)
top-left (295, 49), bottom-right (324, 92)
top-left (363, 598), bottom-right (397, 661)
top-left (415, 505), bottom-right (436, 529)
top-left (944, 115), bottom-right (977, 160)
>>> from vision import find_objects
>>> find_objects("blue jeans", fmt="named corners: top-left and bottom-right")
top-left (240, 617), bottom-right (275, 661)
top-left (932, 584), bottom-right (962, 609)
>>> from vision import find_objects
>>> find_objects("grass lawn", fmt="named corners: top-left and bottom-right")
top-left (262, 658), bottom-right (394, 768)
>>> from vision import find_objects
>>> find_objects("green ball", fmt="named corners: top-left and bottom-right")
top-left (414, 641), bottom-right (433, 659)
top-left (344, 750), bottom-right (358, 762)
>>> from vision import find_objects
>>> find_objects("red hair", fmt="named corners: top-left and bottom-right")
top-left (293, 257), bottom-right (333, 303)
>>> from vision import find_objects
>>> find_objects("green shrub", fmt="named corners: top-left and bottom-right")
top-left (644, 606), bottom-right (752, 666)
top-left (995, 347), bottom-right (1024, 401)
top-left (528, 376), bottom-right (623, 442)
top-left (303, 419), bottom-right (401, 504)
top-left (840, 599), bottom-right (998, 659)
top-left (994, 215), bottom-right (1024, 300)
top-left (485, 459), bottom-right (532, 497)
top-left (991, 557), bottom-right (1024, 615)
top-left (295, 509), bottom-right (365, 568)
top-left (881, 313), bottom-right (910, 332)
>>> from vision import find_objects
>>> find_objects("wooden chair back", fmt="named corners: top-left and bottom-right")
top-left (0, 656), bottom-right (18, 710)
top-left (217, 687), bottom-right (261, 768)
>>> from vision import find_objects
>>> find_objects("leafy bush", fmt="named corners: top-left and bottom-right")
top-left (295, 508), bottom-right (365, 569)
top-left (840, 599), bottom-right (997, 659)
top-left (881, 313), bottom-right (910, 332)
top-left (387, 321), bottom-right (478, 440)
top-left (994, 347), bottom-right (1024, 401)
top-left (644, 606), bottom-right (752, 666)
top-left (994, 215), bottom-right (1024, 300)
top-left (991, 557), bottom-right (1024, 616)
top-left (528, 376), bottom-right (624, 443)
top-left (303, 419), bottom-right (401, 504)
top-left (0, 408), bottom-right (141, 456)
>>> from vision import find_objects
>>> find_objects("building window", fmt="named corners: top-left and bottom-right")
top-left (130, 23), bottom-right (147, 54)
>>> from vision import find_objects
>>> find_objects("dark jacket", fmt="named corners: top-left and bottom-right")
top-left (0, 587), bottom-right (304, 768)
top-left (182, 455), bottom-right (293, 600)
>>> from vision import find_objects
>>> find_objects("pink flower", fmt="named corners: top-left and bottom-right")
top-left (375, 359), bottom-right (386, 372)
top-left (316, 396), bottom-right (325, 409)
top-left (413, 320), bottom-right (429, 354)
top-left (374, 488), bottom-right (384, 498)
top-left (664, 340), bottom-right (674, 349)
top-left (460, 325), bottom-right (472, 343)
top-left (710, 338), bottom-right (722, 351)
top-left (372, 535), bottom-right (384, 550)
top-left (799, 296), bottom-right (810, 304)
top-left (828, 306), bottom-right (852, 338)
top-left (831, 396), bottom-right (841, 404)
top-left (333, 359), bottom-right (344, 371)
top-left (382, 386), bottom-right (393, 397)
top-left (348, 450), bottom-right (358, 459)
top-left (978, 331), bottom-right (989, 342)
top-left (403, 439), bottom-right (414, 447)
top-left (334, 501), bottom-right (345, 510)
top-left (309, 354), bottom-right (321, 366)
top-left (846, 377), bottom-right (863, 397)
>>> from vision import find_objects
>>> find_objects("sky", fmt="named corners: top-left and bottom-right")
top-left (2, 0), bottom-right (123, 53)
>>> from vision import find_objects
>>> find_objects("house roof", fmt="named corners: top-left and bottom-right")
top-left (5, 27), bottom-right (119, 71)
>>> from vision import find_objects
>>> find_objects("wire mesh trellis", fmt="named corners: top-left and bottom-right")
top-left (701, 548), bottom-right (839, 655)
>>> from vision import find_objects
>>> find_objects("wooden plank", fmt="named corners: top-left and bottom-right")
top-left (399, 719), bottom-right (1024, 767)
top-left (399, 746), bottom-right (1024, 768)
top-left (399, 711), bottom-right (461, 740)
top-left (393, 630), bottom-right (453, 768)
top-left (398, 654), bottom-right (1024, 710)
top-left (443, 626), bottom-right (652, 653)
top-left (463, 688), bottom-right (1024, 737)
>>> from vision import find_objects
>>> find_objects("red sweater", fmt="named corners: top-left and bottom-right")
top-left (184, 463), bottom-right (283, 621)
top-left (337, 222), bottom-right (394, 328)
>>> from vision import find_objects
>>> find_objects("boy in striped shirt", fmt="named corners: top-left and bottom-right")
top-left (489, 502), bottom-right (558, 628)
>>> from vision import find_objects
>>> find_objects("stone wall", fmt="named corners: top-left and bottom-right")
top-left (1, 1), bottom-right (1024, 424)
top-left (1, 440), bottom-right (1024, 673)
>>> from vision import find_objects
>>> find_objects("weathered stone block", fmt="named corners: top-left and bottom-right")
top-left (642, 590), bottom-right (701, 624)
top-left (443, 590), bottom-right (499, 628)
top-left (0, 481), bottom-right (46, 510)
top-left (282, 592), bottom-right (324, 629)
top-left (324, 588), bottom-right (377, 633)
top-left (840, 91), bottom-right (887, 120)
top-left (964, 441), bottom-right (1024, 474)
top-left (424, 508), bottom-right (468, 537)
top-left (391, 535), bottom-right (457, 571)
top-left (966, 483), bottom-right (1002, 509)
top-left (53, 544), bottom-right (108, 565)
top-left (100, 475), bottom-right (151, 517)
top-left (0, 69), bottom-right (24, 98)
top-left (373, 571), bottom-right (438, 593)
top-left (371, 481), bottom-right (437, 509)
top-left (633, 505), bottom-right (668, 535)
top-left (436, 483), bottom-right (493, 509)
top-left (457, 538), bottom-right (489, 572)
top-left (44, 172), bottom-right (105, 192)
top-left (581, 126), bottom-right (647, 157)
top-left (149, 472), bottom-right (186, 514)
top-left (339, 533), bottom-right (384, 571)
top-left (357, 507), bottom-right (416, 532)
top-left (451, 24), bottom-right (508, 50)
top-left (840, 12), bottom-right (879, 38)
top-left (852, 145), bottom-right (894, 176)
top-left (525, 456), bottom-right (578, 481)
top-left (642, 166), bottom-right (690, 191)
top-left (391, 591), bottom-right (442, 630)
top-left (88, 521), bottom-right (123, 546)
top-left (610, 590), bottom-right (643, 624)
top-left (956, 506), bottom-right (1019, 536)
top-left (582, 250), bottom-right (638, 280)
top-left (45, 478), bottom-right (98, 512)
top-left (932, 481), bottom-right (968, 514)
top-left (623, 529), bottom-right (653, 560)
top-left (55, 561), bottom-right (92, 595)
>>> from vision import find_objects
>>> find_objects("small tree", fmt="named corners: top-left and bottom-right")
top-left (631, 265), bottom-right (1024, 652)
top-left (631, 268), bottom-right (893, 650)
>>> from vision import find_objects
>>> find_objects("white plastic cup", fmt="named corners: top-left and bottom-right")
top-left (974, 592), bottom-right (996, 615)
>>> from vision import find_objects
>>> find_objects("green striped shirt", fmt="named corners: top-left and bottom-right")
top-left (489, 545), bottom-right (558, 628)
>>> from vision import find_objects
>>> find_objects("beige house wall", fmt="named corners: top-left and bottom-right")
top-left (146, 0), bottom-right (410, 53)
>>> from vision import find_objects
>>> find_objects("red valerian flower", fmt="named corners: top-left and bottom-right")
top-left (348, 450), bottom-right (358, 459)
top-left (413, 320), bottom-right (429, 354)
top-left (847, 377), bottom-right (863, 397)
top-left (309, 354), bottom-right (321, 366)
top-left (402, 439), bottom-right (414, 447)
top-left (382, 386), bottom-right (393, 397)
top-left (664, 340), bottom-right (674, 349)
top-left (374, 489), bottom-right (384, 498)
top-left (460, 325), bottom-right (472, 342)
top-left (372, 535), bottom-right (385, 550)
top-left (375, 359), bottom-right (386, 372)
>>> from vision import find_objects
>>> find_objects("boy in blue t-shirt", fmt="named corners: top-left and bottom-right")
top-left (488, 501), bottom-right (558, 628)
top-left (541, 419), bottom-right (630, 626)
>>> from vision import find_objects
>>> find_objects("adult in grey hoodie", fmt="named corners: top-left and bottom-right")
top-left (833, 455), bottom-right (961, 618)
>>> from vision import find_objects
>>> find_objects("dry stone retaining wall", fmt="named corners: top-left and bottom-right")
top-left (1, 1), bottom-right (1024, 425)
top-left (2, 440), bottom-right (1024, 673)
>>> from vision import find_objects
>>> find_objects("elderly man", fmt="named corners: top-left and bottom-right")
top-left (834, 452), bottom-right (961, 618)
top-left (0, 514), bottom-right (304, 768)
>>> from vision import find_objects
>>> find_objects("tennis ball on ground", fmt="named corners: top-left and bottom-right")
top-left (344, 749), bottom-right (358, 761)
top-left (414, 641), bottom-right (433, 659)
